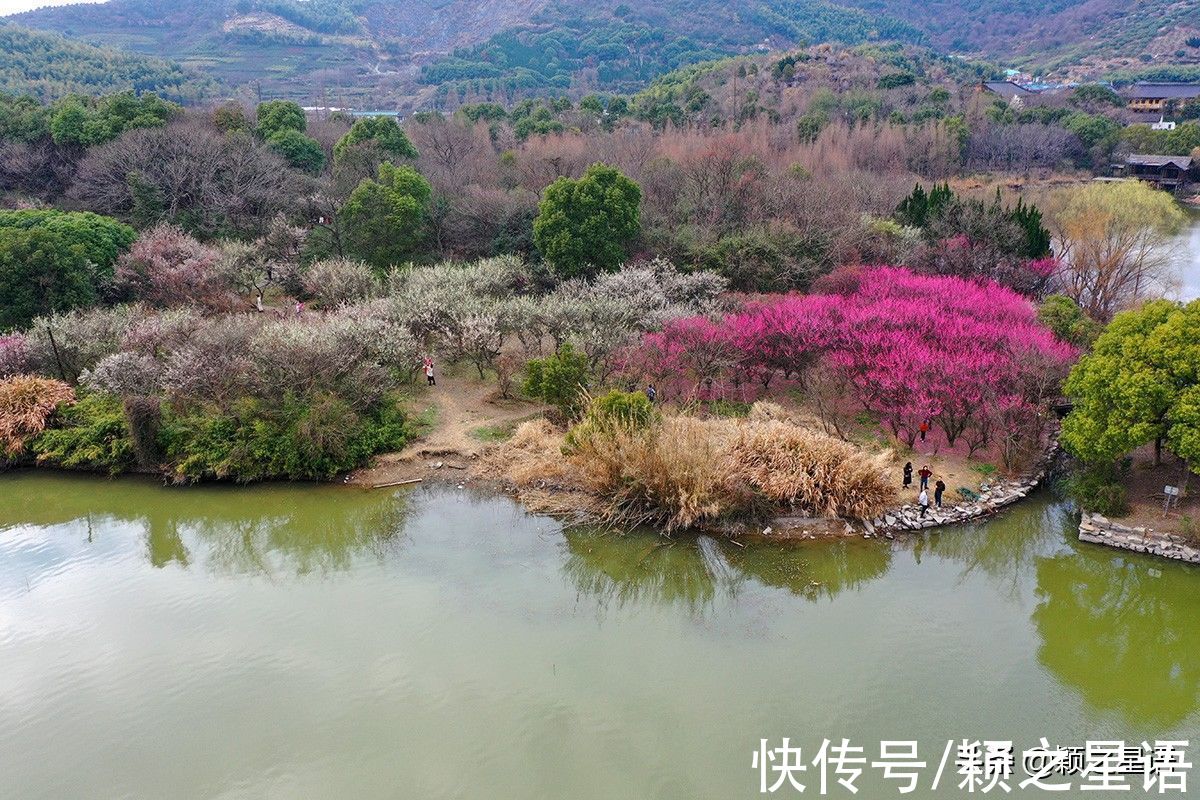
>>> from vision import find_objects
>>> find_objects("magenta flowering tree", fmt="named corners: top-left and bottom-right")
top-left (726, 295), bottom-right (836, 390)
top-left (636, 316), bottom-right (742, 399)
top-left (0, 334), bottom-right (29, 378)
top-left (625, 266), bottom-right (1076, 463)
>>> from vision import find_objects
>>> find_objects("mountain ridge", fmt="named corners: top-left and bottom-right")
top-left (4, 0), bottom-right (1199, 104)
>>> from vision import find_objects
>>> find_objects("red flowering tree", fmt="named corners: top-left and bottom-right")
top-left (634, 316), bottom-right (742, 399)
top-left (626, 267), bottom-right (1076, 462)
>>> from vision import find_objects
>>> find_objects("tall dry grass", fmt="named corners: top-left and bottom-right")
top-left (570, 415), bottom-right (755, 531)
top-left (0, 375), bottom-right (75, 456)
top-left (731, 419), bottom-right (895, 520)
top-left (482, 403), bottom-right (895, 533)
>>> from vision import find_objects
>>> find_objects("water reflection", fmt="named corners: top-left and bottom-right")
top-left (0, 472), bottom-right (409, 578)
top-left (718, 538), bottom-right (892, 601)
top-left (905, 500), bottom-right (1068, 597)
top-left (1033, 545), bottom-right (1200, 728)
top-left (561, 529), bottom-right (732, 611)
top-left (562, 528), bottom-right (895, 609)
top-left (1175, 210), bottom-right (1200, 301)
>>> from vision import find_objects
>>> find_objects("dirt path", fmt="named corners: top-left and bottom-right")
top-left (347, 371), bottom-right (544, 488)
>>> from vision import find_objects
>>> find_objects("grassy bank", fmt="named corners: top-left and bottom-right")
top-left (482, 397), bottom-right (896, 533)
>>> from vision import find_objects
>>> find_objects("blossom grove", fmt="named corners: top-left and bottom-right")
top-left (629, 267), bottom-right (1076, 466)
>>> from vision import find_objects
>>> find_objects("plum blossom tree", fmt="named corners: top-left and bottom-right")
top-left (115, 224), bottom-right (230, 309)
top-left (627, 267), bottom-right (1076, 463)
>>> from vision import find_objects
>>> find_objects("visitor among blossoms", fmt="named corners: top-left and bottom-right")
top-left (918, 488), bottom-right (930, 518)
top-left (903, 462), bottom-right (913, 489)
top-left (919, 465), bottom-right (932, 491)
top-left (423, 357), bottom-right (436, 387)
top-left (646, 383), bottom-right (657, 404)
top-left (934, 479), bottom-right (946, 509)
top-left (919, 419), bottom-right (930, 442)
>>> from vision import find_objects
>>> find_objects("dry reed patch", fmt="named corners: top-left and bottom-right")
top-left (476, 419), bottom-right (605, 519)
top-left (0, 375), bottom-right (75, 456)
top-left (732, 419), bottom-right (896, 520)
top-left (569, 415), bottom-right (751, 532)
top-left (481, 405), bottom-right (895, 533)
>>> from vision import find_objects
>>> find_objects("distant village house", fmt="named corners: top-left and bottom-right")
top-left (1113, 154), bottom-right (1195, 193)
top-left (1123, 82), bottom-right (1200, 114)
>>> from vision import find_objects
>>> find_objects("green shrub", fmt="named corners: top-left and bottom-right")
top-left (160, 394), bottom-right (408, 482)
top-left (587, 390), bottom-right (654, 427)
top-left (30, 392), bottom-right (135, 474)
top-left (1064, 461), bottom-right (1130, 516)
top-left (522, 343), bottom-right (589, 418)
top-left (565, 390), bottom-right (655, 450)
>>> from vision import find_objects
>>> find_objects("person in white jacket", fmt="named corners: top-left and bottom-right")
top-left (918, 488), bottom-right (930, 518)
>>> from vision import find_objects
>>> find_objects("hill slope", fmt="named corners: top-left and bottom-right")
top-left (843, 0), bottom-right (1200, 76)
top-left (6, 0), bottom-right (1199, 105)
top-left (0, 24), bottom-right (212, 101)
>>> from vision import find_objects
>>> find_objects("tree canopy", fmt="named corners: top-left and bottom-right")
top-left (340, 162), bottom-right (432, 271)
top-left (1049, 181), bottom-right (1186, 321)
top-left (267, 128), bottom-right (326, 174)
top-left (334, 116), bottom-right (418, 161)
top-left (1062, 300), bottom-right (1200, 470)
top-left (255, 100), bottom-right (307, 139)
top-left (48, 91), bottom-right (179, 148)
top-left (0, 209), bottom-right (136, 329)
top-left (533, 163), bottom-right (642, 278)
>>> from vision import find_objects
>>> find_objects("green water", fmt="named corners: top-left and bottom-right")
top-left (0, 472), bottom-right (1196, 799)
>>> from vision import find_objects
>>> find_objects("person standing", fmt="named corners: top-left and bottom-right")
top-left (423, 357), bottom-right (436, 387)
top-left (902, 462), bottom-right (913, 489)
top-left (919, 418), bottom-right (930, 442)
top-left (918, 488), bottom-right (930, 518)
top-left (918, 464), bottom-right (932, 491)
top-left (646, 383), bottom-right (657, 404)
top-left (934, 479), bottom-right (946, 509)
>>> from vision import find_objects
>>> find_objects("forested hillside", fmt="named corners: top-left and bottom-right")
top-left (0, 25), bottom-right (212, 101)
top-left (6, 0), bottom-right (1200, 104)
top-left (843, 0), bottom-right (1200, 77)
top-left (420, 0), bottom-right (923, 98)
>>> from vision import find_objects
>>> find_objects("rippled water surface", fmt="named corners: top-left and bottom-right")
top-left (0, 472), bottom-right (1197, 799)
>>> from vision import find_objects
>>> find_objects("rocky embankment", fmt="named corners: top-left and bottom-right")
top-left (864, 437), bottom-right (1060, 537)
top-left (1078, 512), bottom-right (1200, 565)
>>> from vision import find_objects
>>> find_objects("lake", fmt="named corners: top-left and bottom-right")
top-left (0, 472), bottom-right (1196, 798)
top-left (1175, 207), bottom-right (1200, 300)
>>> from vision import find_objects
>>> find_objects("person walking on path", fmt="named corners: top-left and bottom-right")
top-left (423, 357), bottom-right (436, 387)
top-left (918, 488), bottom-right (930, 518)
top-left (902, 462), bottom-right (913, 489)
top-left (934, 479), bottom-right (946, 509)
top-left (645, 383), bottom-right (657, 404)
top-left (918, 464), bottom-right (932, 491)
top-left (919, 418), bottom-right (930, 442)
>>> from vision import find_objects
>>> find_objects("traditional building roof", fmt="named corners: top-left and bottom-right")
top-left (1125, 82), bottom-right (1200, 100)
top-left (1125, 154), bottom-right (1193, 169)
top-left (981, 80), bottom-right (1039, 100)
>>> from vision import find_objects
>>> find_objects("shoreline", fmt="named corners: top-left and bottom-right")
top-left (3, 431), bottom-right (1064, 541)
top-left (1079, 511), bottom-right (1200, 565)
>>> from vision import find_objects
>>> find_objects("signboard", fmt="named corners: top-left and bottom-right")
top-left (1165, 485), bottom-right (1180, 497)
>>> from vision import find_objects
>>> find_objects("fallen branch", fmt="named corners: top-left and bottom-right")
top-left (372, 478), bottom-right (423, 489)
